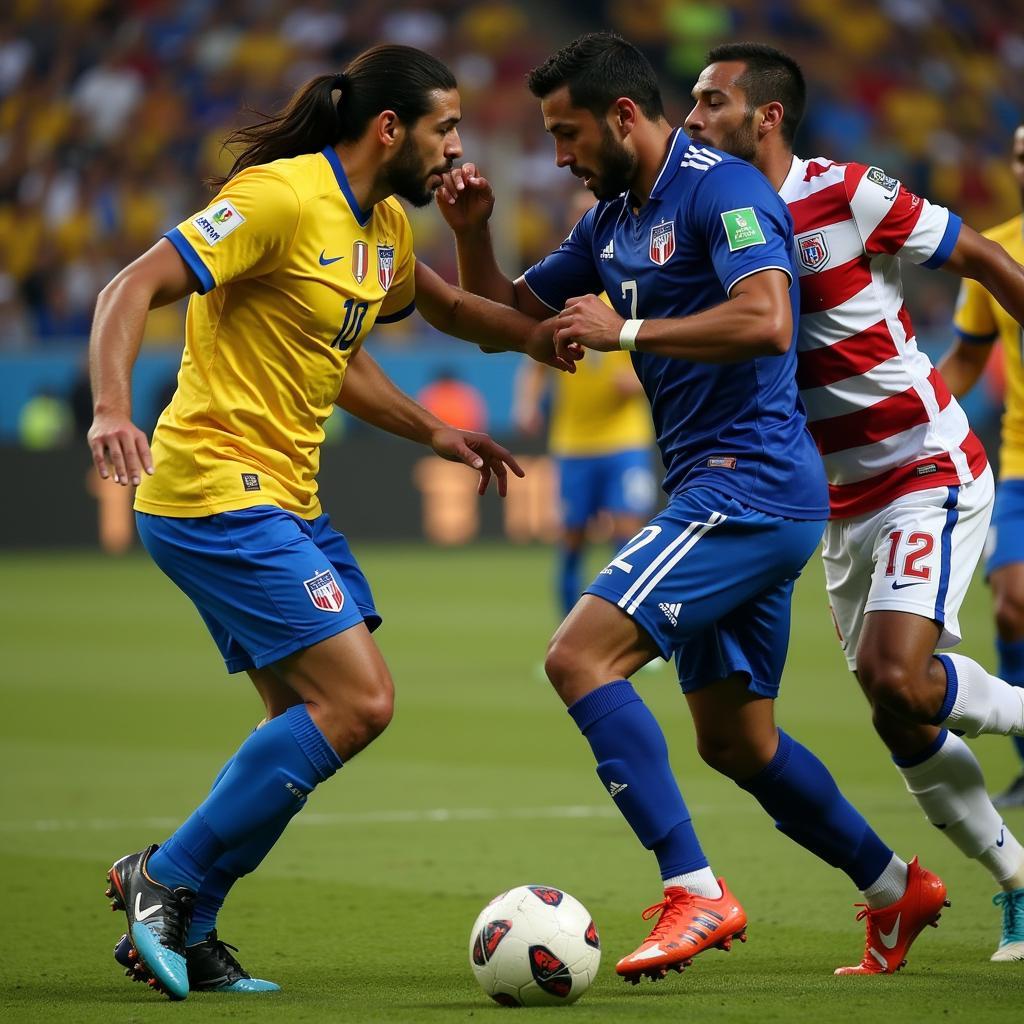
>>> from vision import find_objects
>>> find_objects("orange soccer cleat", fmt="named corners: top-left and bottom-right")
top-left (615, 881), bottom-right (748, 983)
top-left (834, 857), bottom-right (949, 975)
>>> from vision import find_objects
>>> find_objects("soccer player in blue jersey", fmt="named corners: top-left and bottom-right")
top-left (437, 31), bottom-right (946, 979)
top-left (88, 45), bottom-right (575, 1001)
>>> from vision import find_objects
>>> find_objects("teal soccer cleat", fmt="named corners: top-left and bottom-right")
top-left (115, 929), bottom-right (280, 992)
top-left (105, 845), bottom-right (194, 1000)
top-left (992, 888), bottom-right (1024, 962)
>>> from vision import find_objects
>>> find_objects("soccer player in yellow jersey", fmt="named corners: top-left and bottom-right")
top-left (87, 45), bottom-right (574, 1000)
top-left (941, 124), bottom-right (1024, 828)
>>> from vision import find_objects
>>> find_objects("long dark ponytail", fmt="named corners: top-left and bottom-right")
top-left (211, 44), bottom-right (457, 186)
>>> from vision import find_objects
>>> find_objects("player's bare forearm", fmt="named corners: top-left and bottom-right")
top-left (337, 347), bottom-right (446, 445)
top-left (946, 228), bottom-right (1024, 326)
top-left (453, 225), bottom-right (518, 307)
top-left (937, 339), bottom-right (993, 397)
top-left (555, 271), bottom-right (792, 362)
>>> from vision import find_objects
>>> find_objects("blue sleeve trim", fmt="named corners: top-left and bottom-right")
top-left (956, 327), bottom-right (998, 345)
top-left (521, 269), bottom-right (561, 312)
top-left (723, 263), bottom-right (794, 296)
top-left (375, 300), bottom-right (416, 324)
top-left (164, 228), bottom-right (215, 294)
top-left (922, 212), bottom-right (962, 269)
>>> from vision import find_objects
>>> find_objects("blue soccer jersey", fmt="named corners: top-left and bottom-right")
top-left (523, 130), bottom-right (828, 521)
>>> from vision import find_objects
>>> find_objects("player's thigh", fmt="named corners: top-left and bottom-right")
top-left (861, 471), bottom-right (992, 653)
top-left (136, 506), bottom-right (378, 674)
top-left (586, 486), bottom-right (823, 671)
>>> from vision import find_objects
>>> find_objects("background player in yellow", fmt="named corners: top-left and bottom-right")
top-left (514, 195), bottom-right (655, 616)
top-left (941, 123), bottom-right (1024, 815)
top-left (87, 44), bottom-right (573, 1000)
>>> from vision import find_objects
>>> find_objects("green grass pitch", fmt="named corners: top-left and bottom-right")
top-left (1, 542), bottom-right (1020, 1022)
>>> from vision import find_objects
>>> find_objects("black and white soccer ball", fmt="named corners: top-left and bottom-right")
top-left (468, 885), bottom-right (601, 1006)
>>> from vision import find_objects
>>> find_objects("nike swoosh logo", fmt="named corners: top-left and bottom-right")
top-left (319, 250), bottom-right (344, 266)
top-left (891, 580), bottom-right (926, 590)
top-left (878, 914), bottom-right (901, 949)
top-left (135, 893), bottom-right (162, 921)
top-left (998, 827), bottom-right (1006, 848)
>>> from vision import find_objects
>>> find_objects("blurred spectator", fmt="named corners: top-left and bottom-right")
top-left (417, 368), bottom-right (488, 432)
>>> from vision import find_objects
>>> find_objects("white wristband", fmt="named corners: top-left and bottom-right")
top-left (619, 319), bottom-right (644, 351)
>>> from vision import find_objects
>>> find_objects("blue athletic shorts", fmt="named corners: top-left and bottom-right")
top-left (585, 486), bottom-right (825, 697)
top-left (558, 449), bottom-right (655, 529)
top-left (136, 506), bottom-right (380, 674)
top-left (987, 478), bottom-right (1024, 576)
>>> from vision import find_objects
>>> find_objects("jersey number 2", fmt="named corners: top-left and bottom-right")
top-left (331, 299), bottom-right (368, 350)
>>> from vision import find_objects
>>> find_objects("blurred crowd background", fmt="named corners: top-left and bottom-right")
top-left (1, 0), bottom-right (1021, 440)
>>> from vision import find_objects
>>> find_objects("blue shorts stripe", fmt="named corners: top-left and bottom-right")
top-left (934, 486), bottom-right (960, 622)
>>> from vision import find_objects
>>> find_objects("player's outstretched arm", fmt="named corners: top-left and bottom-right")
top-left (415, 261), bottom-right (578, 371)
top-left (337, 347), bottom-right (524, 496)
top-left (943, 225), bottom-right (1024, 327)
top-left (553, 269), bottom-right (792, 363)
top-left (88, 239), bottom-right (197, 485)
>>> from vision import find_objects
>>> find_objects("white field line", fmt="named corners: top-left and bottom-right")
top-left (0, 804), bottom-right (629, 835)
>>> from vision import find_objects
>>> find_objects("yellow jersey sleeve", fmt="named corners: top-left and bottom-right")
top-left (376, 201), bottom-right (417, 323)
top-left (953, 277), bottom-right (999, 343)
top-left (165, 167), bottom-right (300, 294)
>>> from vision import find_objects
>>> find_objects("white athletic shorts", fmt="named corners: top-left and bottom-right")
top-left (822, 465), bottom-right (994, 669)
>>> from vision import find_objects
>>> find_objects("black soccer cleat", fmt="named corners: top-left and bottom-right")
top-left (105, 845), bottom-right (195, 1000)
top-left (114, 929), bottom-right (280, 993)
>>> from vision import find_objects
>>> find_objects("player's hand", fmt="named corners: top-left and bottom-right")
top-left (87, 411), bottom-right (154, 486)
top-left (430, 427), bottom-right (525, 497)
top-left (554, 294), bottom-right (624, 354)
top-left (525, 317), bottom-right (584, 372)
top-left (435, 163), bottom-right (495, 233)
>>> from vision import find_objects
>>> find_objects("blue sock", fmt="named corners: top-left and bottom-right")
top-left (568, 680), bottom-right (708, 878)
top-left (557, 546), bottom-right (583, 617)
top-left (997, 638), bottom-right (1024, 764)
top-left (737, 730), bottom-right (892, 890)
top-left (149, 705), bottom-right (341, 892)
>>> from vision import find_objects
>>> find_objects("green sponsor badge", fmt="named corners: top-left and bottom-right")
top-left (720, 207), bottom-right (766, 251)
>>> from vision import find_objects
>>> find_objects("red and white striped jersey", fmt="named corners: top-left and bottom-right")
top-left (780, 156), bottom-right (987, 518)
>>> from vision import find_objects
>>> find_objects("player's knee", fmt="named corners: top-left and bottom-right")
top-left (317, 673), bottom-right (394, 755)
top-left (994, 590), bottom-right (1024, 642)
top-left (544, 634), bottom-right (588, 704)
top-left (696, 733), bottom-right (762, 780)
top-left (857, 655), bottom-right (932, 722)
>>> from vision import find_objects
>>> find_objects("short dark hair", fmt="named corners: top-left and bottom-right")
top-left (527, 32), bottom-right (665, 121)
top-left (705, 42), bottom-right (806, 145)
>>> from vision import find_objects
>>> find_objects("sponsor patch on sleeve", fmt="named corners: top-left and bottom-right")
top-left (866, 166), bottom-right (899, 193)
top-left (191, 200), bottom-right (245, 246)
top-left (720, 208), bottom-right (765, 251)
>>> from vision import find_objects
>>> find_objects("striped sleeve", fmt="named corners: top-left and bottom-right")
top-left (846, 162), bottom-right (960, 267)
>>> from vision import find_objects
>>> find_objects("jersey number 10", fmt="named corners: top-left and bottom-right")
top-left (331, 299), bottom-right (369, 349)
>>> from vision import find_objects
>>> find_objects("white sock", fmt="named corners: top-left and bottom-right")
top-left (939, 653), bottom-right (1024, 737)
top-left (663, 868), bottom-right (721, 899)
top-left (861, 853), bottom-right (909, 909)
top-left (896, 729), bottom-right (1024, 884)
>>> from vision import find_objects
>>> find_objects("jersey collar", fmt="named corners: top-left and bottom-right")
top-left (322, 146), bottom-right (372, 227)
top-left (647, 128), bottom-right (690, 202)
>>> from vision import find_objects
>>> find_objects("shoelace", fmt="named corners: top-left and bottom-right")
top-left (157, 891), bottom-right (195, 955)
top-left (199, 932), bottom-right (248, 977)
top-left (640, 889), bottom-right (700, 942)
top-left (993, 890), bottom-right (1024, 942)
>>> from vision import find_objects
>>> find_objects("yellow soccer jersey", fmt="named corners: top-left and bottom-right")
top-left (135, 147), bottom-right (416, 518)
top-left (549, 348), bottom-right (654, 457)
top-left (953, 214), bottom-right (1024, 479)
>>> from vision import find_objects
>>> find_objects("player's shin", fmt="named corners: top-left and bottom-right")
top-left (895, 729), bottom-right (1024, 886)
top-left (932, 653), bottom-right (1024, 737)
top-left (568, 680), bottom-right (711, 882)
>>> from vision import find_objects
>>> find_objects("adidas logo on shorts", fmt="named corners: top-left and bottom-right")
top-left (659, 602), bottom-right (681, 626)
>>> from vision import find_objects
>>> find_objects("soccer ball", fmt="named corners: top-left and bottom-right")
top-left (468, 885), bottom-right (601, 1007)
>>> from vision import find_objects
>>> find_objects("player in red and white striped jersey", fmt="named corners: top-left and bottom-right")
top-left (687, 42), bottom-right (1024, 963)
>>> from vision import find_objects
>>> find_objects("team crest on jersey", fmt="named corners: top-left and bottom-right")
top-left (303, 570), bottom-right (345, 613)
top-left (377, 245), bottom-right (395, 290)
top-left (352, 240), bottom-right (368, 284)
top-left (797, 230), bottom-right (830, 272)
top-left (649, 220), bottom-right (676, 265)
